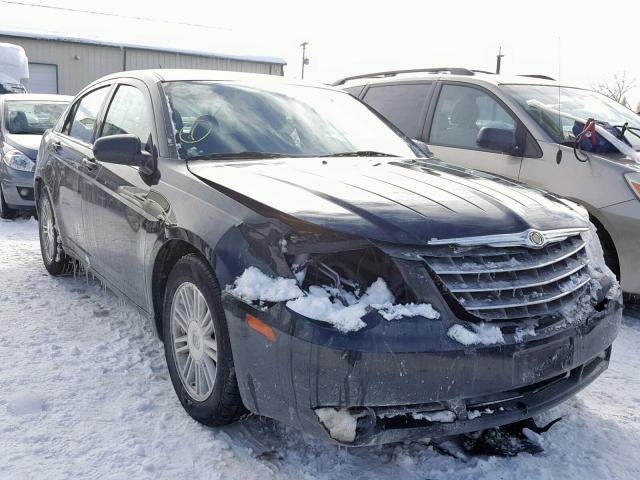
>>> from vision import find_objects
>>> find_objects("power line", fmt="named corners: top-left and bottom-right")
top-left (0, 0), bottom-right (230, 31)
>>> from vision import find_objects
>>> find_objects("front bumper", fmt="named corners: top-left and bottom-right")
top-left (0, 165), bottom-right (35, 210)
top-left (601, 199), bottom-right (640, 296)
top-left (223, 289), bottom-right (622, 446)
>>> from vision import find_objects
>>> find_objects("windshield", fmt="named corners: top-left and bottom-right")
top-left (162, 81), bottom-right (422, 160)
top-left (4, 100), bottom-right (68, 135)
top-left (505, 85), bottom-right (640, 151)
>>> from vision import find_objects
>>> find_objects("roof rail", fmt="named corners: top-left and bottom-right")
top-left (518, 74), bottom-right (556, 81)
top-left (332, 67), bottom-right (475, 86)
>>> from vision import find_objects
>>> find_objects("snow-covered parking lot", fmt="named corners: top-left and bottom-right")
top-left (1, 218), bottom-right (639, 480)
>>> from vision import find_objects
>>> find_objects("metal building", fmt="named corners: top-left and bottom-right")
top-left (0, 4), bottom-right (286, 95)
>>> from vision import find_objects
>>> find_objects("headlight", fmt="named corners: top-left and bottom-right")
top-left (625, 172), bottom-right (640, 200)
top-left (2, 149), bottom-right (36, 172)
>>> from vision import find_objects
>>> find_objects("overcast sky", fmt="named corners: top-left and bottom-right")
top-left (4, 0), bottom-right (640, 107)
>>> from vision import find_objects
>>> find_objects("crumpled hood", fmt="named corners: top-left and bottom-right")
top-left (189, 157), bottom-right (588, 245)
top-left (4, 134), bottom-right (41, 159)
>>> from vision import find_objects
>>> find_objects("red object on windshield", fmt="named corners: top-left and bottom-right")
top-left (580, 118), bottom-right (598, 146)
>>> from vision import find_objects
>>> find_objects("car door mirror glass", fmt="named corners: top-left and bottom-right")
top-left (93, 134), bottom-right (154, 174)
top-left (476, 127), bottom-right (518, 155)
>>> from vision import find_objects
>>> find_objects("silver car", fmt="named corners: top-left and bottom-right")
top-left (337, 68), bottom-right (640, 300)
top-left (0, 93), bottom-right (71, 218)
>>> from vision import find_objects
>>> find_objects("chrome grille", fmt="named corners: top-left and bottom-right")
top-left (422, 234), bottom-right (591, 321)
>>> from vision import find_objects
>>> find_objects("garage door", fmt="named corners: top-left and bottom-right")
top-left (28, 64), bottom-right (58, 94)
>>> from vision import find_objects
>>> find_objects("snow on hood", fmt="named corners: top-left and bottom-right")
top-left (226, 267), bottom-right (439, 333)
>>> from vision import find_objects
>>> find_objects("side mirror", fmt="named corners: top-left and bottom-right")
top-left (93, 134), bottom-right (154, 175)
top-left (476, 127), bottom-right (519, 155)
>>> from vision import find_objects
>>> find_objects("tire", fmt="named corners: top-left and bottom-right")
top-left (0, 186), bottom-right (18, 220)
top-left (38, 189), bottom-right (72, 276)
top-left (162, 254), bottom-right (244, 426)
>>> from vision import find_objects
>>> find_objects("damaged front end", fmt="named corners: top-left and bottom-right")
top-left (218, 219), bottom-right (622, 446)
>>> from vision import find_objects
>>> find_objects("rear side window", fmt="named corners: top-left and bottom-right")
top-left (362, 83), bottom-right (431, 138)
top-left (429, 84), bottom-right (516, 150)
top-left (100, 85), bottom-right (153, 152)
top-left (65, 87), bottom-right (109, 144)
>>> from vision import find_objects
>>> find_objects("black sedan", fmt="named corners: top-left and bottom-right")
top-left (35, 70), bottom-right (622, 446)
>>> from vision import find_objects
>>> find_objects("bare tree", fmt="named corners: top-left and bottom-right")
top-left (594, 71), bottom-right (638, 106)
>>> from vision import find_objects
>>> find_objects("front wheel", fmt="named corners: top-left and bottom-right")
top-left (38, 189), bottom-right (72, 275)
top-left (162, 254), bottom-right (244, 426)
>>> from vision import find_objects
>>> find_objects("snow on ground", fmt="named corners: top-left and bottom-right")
top-left (1, 218), bottom-right (639, 480)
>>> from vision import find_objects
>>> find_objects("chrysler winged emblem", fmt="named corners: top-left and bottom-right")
top-left (527, 230), bottom-right (546, 248)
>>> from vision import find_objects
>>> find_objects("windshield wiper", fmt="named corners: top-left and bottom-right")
top-left (188, 151), bottom-right (296, 161)
top-left (319, 150), bottom-right (399, 158)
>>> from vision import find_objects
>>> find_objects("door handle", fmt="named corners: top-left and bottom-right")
top-left (82, 157), bottom-right (97, 171)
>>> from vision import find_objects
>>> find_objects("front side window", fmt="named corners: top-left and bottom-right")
top-left (504, 85), bottom-right (640, 151)
top-left (363, 83), bottom-right (431, 138)
top-left (66, 87), bottom-right (109, 144)
top-left (4, 101), bottom-right (68, 135)
top-left (100, 85), bottom-right (153, 152)
top-left (162, 81), bottom-right (422, 160)
top-left (430, 84), bottom-right (516, 150)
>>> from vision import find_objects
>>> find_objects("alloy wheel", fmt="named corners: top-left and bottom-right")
top-left (170, 282), bottom-right (218, 401)
top-left (40, 195), bottom-right (56, 264)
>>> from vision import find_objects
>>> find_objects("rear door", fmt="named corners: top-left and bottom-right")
top-left (47, 86), bottom-right (110, 258)
top-left (83, 80), bottom-right (162, 309)
top-left (425, 82), bottom-right (522, 178)
top-left (360, 82), bottom-right (433, 141)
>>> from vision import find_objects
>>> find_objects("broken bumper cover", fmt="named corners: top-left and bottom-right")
top-left (222, 292), bottom-right (622, 446)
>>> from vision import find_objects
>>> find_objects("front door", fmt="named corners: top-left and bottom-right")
top-left (83, 82), bottom-right (162, 310)
top-left (427, 83), bottom-right (523, 179)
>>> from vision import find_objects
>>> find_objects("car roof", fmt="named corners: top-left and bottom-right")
top-left (89, 69), bottom-right (340, 93)
top-left (1, 93), bottom-right (74, 102)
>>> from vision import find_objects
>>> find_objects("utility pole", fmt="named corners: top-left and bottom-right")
top-left (300, 42), bottom-right (309, 79)
top-left (496, 46), bottom-right (504, 74)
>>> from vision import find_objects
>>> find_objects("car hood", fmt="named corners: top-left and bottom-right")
top-left (188, 157), bottom-right (588, 245)
top-left (4, 133), bottom-right (41, 159)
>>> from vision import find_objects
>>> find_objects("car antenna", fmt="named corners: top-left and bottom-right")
top-left (556, 36), bottom-right (563, 165)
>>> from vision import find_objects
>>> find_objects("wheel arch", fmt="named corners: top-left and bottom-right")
top-left (559, 196), bottom-right (621, 281)
top-left (149, 230), bottom-right (220, 340)
top-left (588, 212), bottom-right (620, 280)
